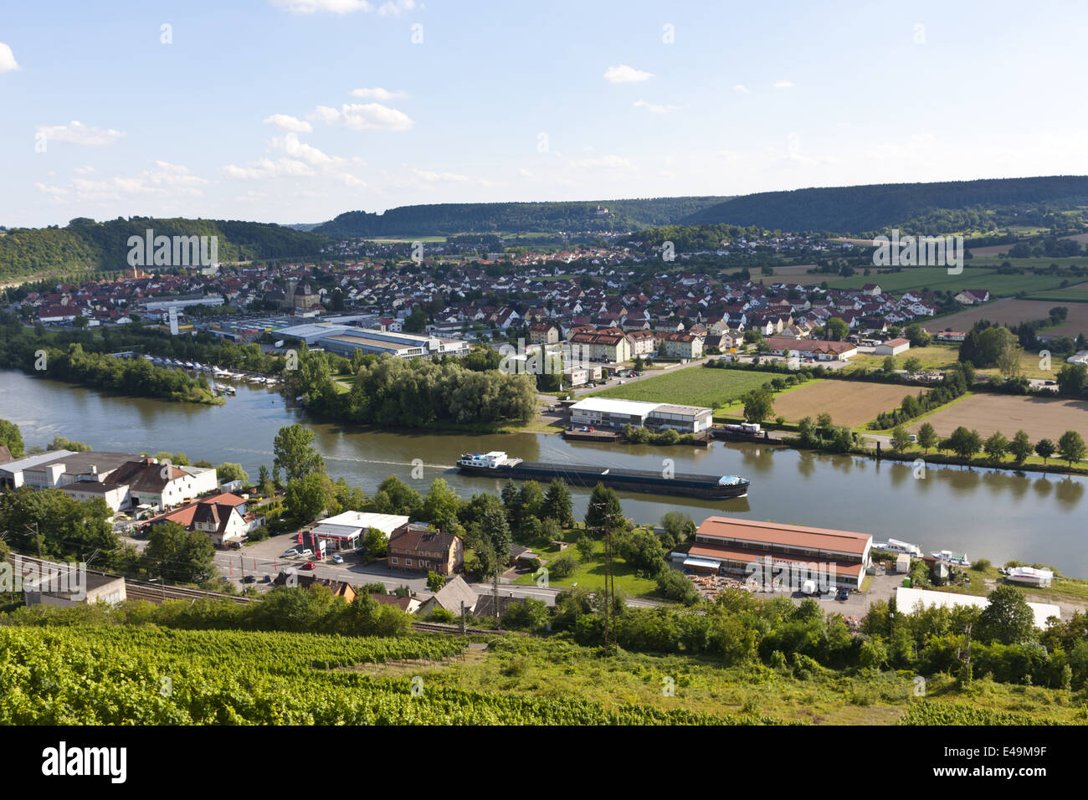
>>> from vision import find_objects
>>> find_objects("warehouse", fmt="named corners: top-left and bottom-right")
top-left (896, 587), bottom-right (1060, 629)
top-left (276, 323), bottom-right (469, 359)
top-left (686, 516), bottom-right (873, 590)
top-left (569, 397), bottom-right (713, 433)
top-left (312, 511), bottom-right (410, 551)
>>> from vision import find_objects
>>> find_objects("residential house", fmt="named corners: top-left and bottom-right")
top-left (417, 575), bottom-right (478, 616)
top-left (657, 331), bottom-right (704, 360)
top-left (388, 524), bottom-right (464, 575)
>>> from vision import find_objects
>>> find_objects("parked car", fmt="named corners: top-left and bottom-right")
top-left (331, 553), bottom-right (344, 565)
top-left (300, 561), bottom-right (317, 571)
top-left (281, 548), bottom-right (300, 558)
top-left (836, 587), bottom-right (850, 601)
top-left (242, 575), bottom-right (257, 584)
top-left (300, 549), bottom-right (314, 558)
top-left (260, 575), bottom-right (272, 583)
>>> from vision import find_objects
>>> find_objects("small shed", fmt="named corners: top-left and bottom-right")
top-left (895, 554), bottom-right (912, 574)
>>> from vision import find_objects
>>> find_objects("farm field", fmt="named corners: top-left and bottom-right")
top-left (592, 366), bottom-right (772, 410)
top-left (844, 345), bottom-right (959, 374)
top-left (908, 393), bottom-right (1088, 443)
top-left (835, 268), bottom-right (1070, 296)
top-left (926, 298), bottom-right (1088, 338)
top-left (766, 379), bottom-right (925, 428)
top-left (1024, 282), bottom-right (1088, 302)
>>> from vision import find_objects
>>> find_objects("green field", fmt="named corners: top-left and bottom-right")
top-left (511, 539), bottom-right (659, 596)
top-left (832, 268), bottom-right (1071, 296)
top-left (592, 366), bottom-right (772, 410)
top-left (1023, 282), bottom-right (1088, 302)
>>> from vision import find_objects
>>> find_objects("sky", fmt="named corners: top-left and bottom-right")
top-left (1, 0), bottom-right (1087, 228)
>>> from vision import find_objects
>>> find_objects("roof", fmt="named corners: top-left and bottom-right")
top-left (765, 337), bottom-right (857, 354)
top-left (570, 396), bottom-right (661, 417)
top-left (896, 587), bottom-right (1060, 629)
top-left (104, 459), bottom-right (188, 493)
top-left (314, 512), bottom-right (409, 538)
top-left (696, 516), bottom-right (872, 557)
top-left (0, 446), bottom-right (11, 465)
top-left (879, 338), bottom-right (910, 347)
top-left (428, 575), bottom-right (478, 614)
top-left (389, 526), bottom-right (460, 555)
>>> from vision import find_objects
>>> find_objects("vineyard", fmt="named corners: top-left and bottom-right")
top-left (0, 626), bottom-right (762, 725)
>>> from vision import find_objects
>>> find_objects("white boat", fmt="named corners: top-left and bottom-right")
top-left (1006, 566), bottom-right (1054, 588)
top-left (874, 538), bottom-right (923, 557)
top-left (931, 550), bottom-right (970, 567)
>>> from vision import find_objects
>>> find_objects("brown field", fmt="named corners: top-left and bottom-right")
top-left (967, 243), bottom-right (1013, 257)
top-left (772, 380), bottom-right (925, 428)
top-left (926, 298), bottom-right (1088, 338)
top-left (909, 394), bottom-right (1088, 442)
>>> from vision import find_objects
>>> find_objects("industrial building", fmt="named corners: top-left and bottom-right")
top-left (896, 587), bottom-right (1060, 629)
top-left (276, 322), bottom-right (468, 359)
top-left (568, 397), bottom-right (713, 433)
top-left (685, 516), bottom-right (873, 590)
top-left (312, 511), bottom-right (410, 551)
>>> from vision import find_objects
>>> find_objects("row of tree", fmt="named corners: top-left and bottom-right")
top-left (890, 424), bottom-right (1087, 465)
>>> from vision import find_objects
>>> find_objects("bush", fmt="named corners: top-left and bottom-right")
top-left (549, 552), bottom-right (578, 579)
top-left (972, 559), bottom-right (991, 572)
top-left (655, 568), bottom-right (699, 605)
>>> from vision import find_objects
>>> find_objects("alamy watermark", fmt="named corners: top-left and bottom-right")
top-left (498, 339), bottom-right (591, 375)
top-left (744, 555), bottom-right (838, 594)
top-left (0, 556), bottom-right (88, 601)
top-left (127, 228), bottom-right (218, 268)
top-left (872, 229), bottom-right (963, 275)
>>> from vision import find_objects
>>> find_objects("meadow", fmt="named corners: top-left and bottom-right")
top-left (593, 366), bottom-right (773, 411)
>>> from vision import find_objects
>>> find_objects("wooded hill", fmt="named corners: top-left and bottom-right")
top-left (313, 197), bottom-right (730, 237)
top-left (0, 217), bottom-right (327, 283)
top-left (682, 176), bottom-right (1088, 235)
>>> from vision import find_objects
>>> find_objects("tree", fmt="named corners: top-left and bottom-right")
top-left (284, 472), bottom-right (336, 523)
top-left (825, 317), bottom-right (849, 341)
top-left (48, 435), bottom-right (91, 452)
top-left (0, 418), bottom-right (25, 459)
top-left (1035, 438), bottom-right (1056, 464)
top-left (422, 478), bottom-right (463, 532)
top-left (889, 425), bottom-right (912, 453)
top-left (1008, 430), bottom-right (1033, 465)
top-left (741, 388), bottom-right (774, 424)
top-left (904, 323), bottom-right (930, 348)
top-left (273, 424), bottom-right (325, 483)
top-left (977, 585), bottom-right (1036, 645)
top-left (585, 483), bottom-right (624, 531)
top-left (426, 571), bottom-right (446, 592)
top-left (257, 465), bottom-right (275, 497)
top-left (656, 568), bottom-right (699, 605)
top-left (882, 356), bottom-right (896, 375)
top-left (660, 511), bottom-right (696, 550)
top-left (501, 598), bottom-right (550, 632)
top-left (0, 487), bottom-right (117, 563)
top-left (903, 357), bottom-right (922, 374)
top-left (216, 462), bottom-right (249, 485)
top-left (946, 426), bottom-right (982, 460)
top-left (1057, 430), bottom-right (1086, 465)
top-left (542, 480), bottom-right (575, 528)
top-left (983, 432), bottom-right (1009, 461)
top-left (362, 527), bottom-right (388, 557)
top-left (142, 522), bottom-right (217, 584)
top-left (615, 528), bottom-right (666, 577)
top-left (917, 422), bottom-right (938, 453)
top-left (369, 476), bottom-right (423, 517)
top-left (403, 306), bottom-right (428, 333)
top-left (816, 412), bottom-right (833, 430)
top-left (1056, 364), bottom-right (1087, 398)
top-left (575, 534), bottom-right (596, 561)
top-left (549, 552), bottom-right (578, 579)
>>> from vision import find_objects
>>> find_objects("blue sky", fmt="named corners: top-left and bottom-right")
top-left (1, 0), bottom-right (1086, 227)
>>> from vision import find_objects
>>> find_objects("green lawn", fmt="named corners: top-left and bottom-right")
top-left (843, 345), bottom-right (960, 374)
top-left (833, 268), bottom-right (1071, 296)
top-left (511, 540), bottom-right (659, 597)
top-left (592, 366), bottom-right (773, 411)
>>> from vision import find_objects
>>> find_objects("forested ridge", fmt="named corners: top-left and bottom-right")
top-left (0, 217), bottom-right (327, 282)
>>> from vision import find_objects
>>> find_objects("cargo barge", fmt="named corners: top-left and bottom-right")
top-left (456, 451), bottom-right (750, 500)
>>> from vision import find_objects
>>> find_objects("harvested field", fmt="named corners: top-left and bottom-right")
top-left (908, 394), bottom-right (1088, 443)
top-left (770, 380), bottom-right (926, 428)
top-left (926, 298), bottom-right (1088, 338)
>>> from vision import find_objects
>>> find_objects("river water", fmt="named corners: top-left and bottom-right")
top-left (2, 369), bottom-right (1085, 576)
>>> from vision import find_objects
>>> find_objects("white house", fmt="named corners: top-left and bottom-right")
top-left (874, 338), bottom-right (910, 356)
top-left (313, 511), bottom-right (410, 551)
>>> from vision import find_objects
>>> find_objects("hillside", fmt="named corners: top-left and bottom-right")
top-left (0, 217), bottom-right (327, 283)
top-left (313, 196), bottom-right (730, 237)
top-left (683, 176), bottom-right (1088, 235)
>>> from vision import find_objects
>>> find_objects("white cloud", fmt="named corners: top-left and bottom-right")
top-left (269, 0), bottom-right (417, 14)
top-left (732, 84), bottom-right (750, 94)
top-left (633, 99), bottom-right (677, 114)
top-left (570, 154), bottom-right (634, 170)
top-left (410, 167), bottom-right (469, 183)
top-left (773, 80), bottom-right (795, 90)
top-left (264, 113), bottom-right (313, 133)
top-left (350, 87), bottom-right (404, 101)
top-left (35, 120), bottom-right (125, 147)
top-left (603, 64), bottom-right (653, 84)
top-left (222, 158), bottom-right (315, 180)
top-left (311, 102), bottom-right (413, 131)
top-left (0, 42), bottom-right (19, 74)
top-left (272, 132), bottom-right (334, 166)
top-left (35, 161), bottom-right (206, 202)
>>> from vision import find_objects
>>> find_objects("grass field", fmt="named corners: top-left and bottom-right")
top-left (766, 379), bottom-right (926, 428)
top-left (511, 539), bottom-right (658, 596)
top-left (592, 366), bottom-right (772, 411)
top-left (907, 393), bottom-right (1088, 443)
top-left (926, 298), bottom-right (1088, 338)
top-left (1024, 282), bottom-right (1088, 302)
top-left (844, 345), bottom-right (960, 374)
top-left (833, 268), bottom-right (1071, 296)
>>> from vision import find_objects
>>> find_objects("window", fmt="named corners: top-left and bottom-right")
top-left (391, 557), bottom-right (399, 565)
top-left (405, 559), bottom-right (413, 567)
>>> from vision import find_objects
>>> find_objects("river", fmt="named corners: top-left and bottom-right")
top-left (2, 369), bottom-right (1086, 576)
